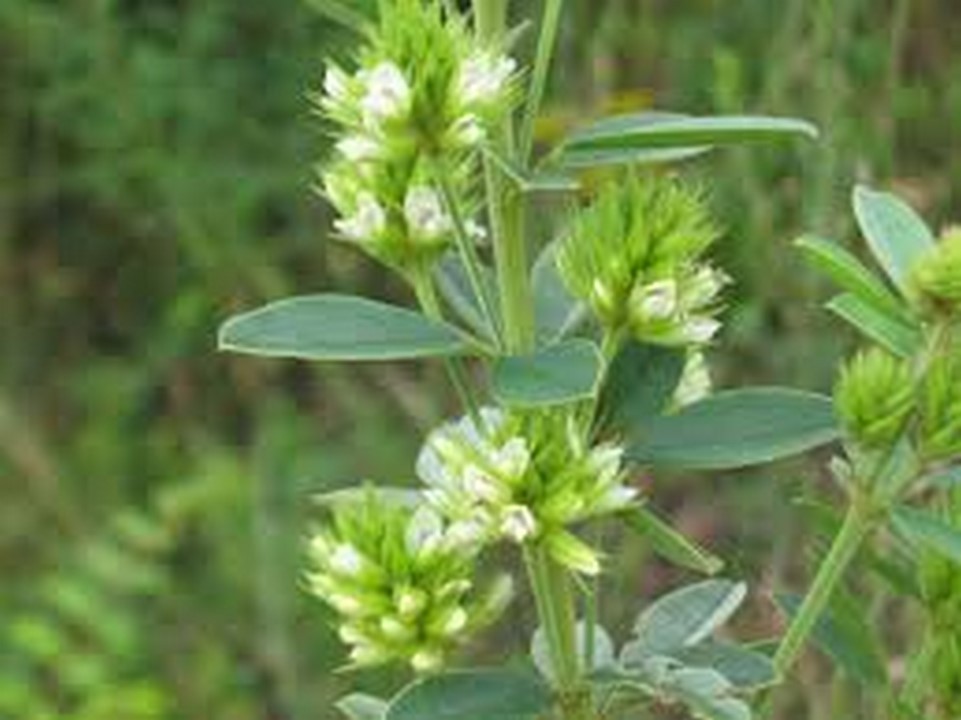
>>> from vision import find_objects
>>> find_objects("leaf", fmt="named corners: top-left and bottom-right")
top-left (386, 669), bottom-right (551, 720)
top-left (852, 185), bottom-right (935, 294)
top-left (612, 660), bottom-right (753, 720)
top-left (218, 294), bottom-right (472, 361)
top-left (531, 622), bottom-right (615, 684)
top-left (491, 340), bottom-right (602, 408)
top-left (337, 693), bottom-right (388, 720)
top-left (626, 388), bottom-right (839, 470)
top-left (558, 113), bottom-right (817, 168)
top-left (775, 592), bottom-right (888, 685)
top-left (627, 579), bottom-right (747, 658)
top-left (826, 293), bottom-right (922, 358)
top-left (621, 506), bottom-right (724, 575)
top-left (795, 235), bottom-right (908, 319)
top-left (531, 242), bottom-right (582, 344)
top-left (892, 505), bottom-right (961, 565)
top-left (435, 254), bottom-right (497, 341)
top-left (596, 341), bottom-right (686, 435)
top-left (672, 641), bottom-right (778, 691)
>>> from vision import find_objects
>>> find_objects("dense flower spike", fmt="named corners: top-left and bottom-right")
top-left (910, 226), bottom-right (961, 320)
top-left (556, 174), bottom-right (724, 349)
top-left (917, 353), bottom-right (961, 461)
top-left (315, 0), bottom-right (517, 274)
top-left (834, 348), bottom-right (915, 450)
top-left (306, 493), bottom-right (512, 672)
top-left (416, 407), bottom-right (637, 575)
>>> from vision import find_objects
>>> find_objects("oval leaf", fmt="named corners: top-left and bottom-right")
top-left (532, 242), bottom-right (582, 343)
top-left (560, 113), bottom-right (817, 167)
top-left (626, 388), bottom-right (839, 470)
top-left (596, 341), bottom-right (686, 435)
top-left (826, 293), bottom-right (922, 358)
top-left (628, 579), bottom-right (747, 657)
top-left (492, 339), bottom-right (601, 408)
top-left (892, 505), bottom-right (961, 565)
top-left (672, 641), bottom-right (778, 691)
top-left (621, 506), bottom-right (724, 575)
top-left (853, 185), bottom-right (935, 294)
top-left (218, 294), bottom-right (471, 361)
top-left (386, 669), bottom-right (551, 720)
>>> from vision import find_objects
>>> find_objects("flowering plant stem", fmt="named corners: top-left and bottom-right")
top-left (773, 497), bottom-right (875, 674)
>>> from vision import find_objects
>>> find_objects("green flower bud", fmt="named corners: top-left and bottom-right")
top-left (910, 226), bottom-right (961, 320)
top-left (917, 353), bottom-right (961, 462)
top-left (556, 174), bottom-right (723, 347)
top-left (306, 492), bottom-right (507, 671)
top-left (545, 529), bottom-right (602, 576)
top-left (835, 348), bottom-right (915, 449)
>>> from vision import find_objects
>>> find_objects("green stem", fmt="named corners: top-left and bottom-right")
top-left (773, 500), bottom-right (874, 674)
top-left (519, 0), bottom-right (564, 165)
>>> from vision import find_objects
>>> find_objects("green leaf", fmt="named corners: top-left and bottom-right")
top-left (218, 294), bottom-right (472, 361)
top-left (626, 388), bottom-right (838, 470)
top-left (596, 341), bottom-right (686, 435)
top-left (531, 623), bottom-right (615, 683)
top-left (826, 293), bottom-right (922, 358)
top-left (491, 340), bottom-right (602, 408)
top-left (672, 641), bottom-right (778, 691)
top-left (852, 185), bottom-right (935, 294)
top-left (795, 235), bottom-right (908, 319)
top-left (621, 506), bottom-right (724, 575)
top-left (775, 591), bottom-right (887, 685)
top-left (892, 505), bottom-right (961, 565)
top-left (558, 113), bottom-right (817, 168)
top-left (435, 254), bottom-right (497, 341)
top-left (386, 669), bottom-right (551, 720)
top-left (612, 660), bottom-right (753, 720)
top-left (626, 579), bottom-right (747, 658)
top-left (531, 242), bottom-right (582, 344)
top-left (337, 693), bottom-right (388, 720)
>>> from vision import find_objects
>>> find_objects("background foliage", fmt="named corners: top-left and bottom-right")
top-left (2, 0), bottom-right (958, 718)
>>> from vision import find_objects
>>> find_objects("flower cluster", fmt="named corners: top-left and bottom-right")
top-left (918, 353), bottom-right (961, 461)
top-left (556, 174), bottom-right (726, 349)
top-left (306, 493), bottom-right (512, 672)
top-left (416, 407), bottom-right (637, 575)
top-left (317, 0), bottom-right (517, 273)
top-left (834, 347), bottom-right (915, 451)
top-left (911, 226), bottom-right (961, 321)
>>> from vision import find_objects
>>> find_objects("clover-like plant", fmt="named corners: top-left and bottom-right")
top-left (216, 2), bottom-right (960, 719)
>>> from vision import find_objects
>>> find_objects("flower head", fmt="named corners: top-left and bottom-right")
top-left (835, 348), bottom-right (915, 450)
top-left (911, 226), bottom-right (961, 320)
top-left (557, 174), bottom-right (724, 349)
top-left (917, 352), bottom-right (961, 462)
top-left (416, 407), bottom-right (637, 575)
top-left (306, 491), bottom-right (512, 671)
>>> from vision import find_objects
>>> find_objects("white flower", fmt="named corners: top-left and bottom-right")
top-left (359, 61), bottom-right (411, 126)
top-left (449, 113), bottom-right (486, 146)
top-left (444, 517), bottom-right (489, 548)
top-left (411, 649), bottom-right (444, 673)
top-left (674, 351), bottom-right (712, 407)
top-left (465, 219), bottom-right (488, 242)
top-left (593, 484), bottom-right (639, 514)
top-left (404, 185), bottom-right (452, 240)
top-left (329, 543), bottom-right (366, 577)
top-left (683, 266), bottom-right (728, 309)
top-left (491, 438), bottom-right (530, 481)
top-left (501, 504), bottom-right (537, 543)
top-left (336, 134), bottom-right (382, 162)
top-left (457, 53), bottom-right (516, 106)
top-left (334, 192), bottom-right (386, 242)
top-left (586, 444), bottom-right (623, 487)
top-left (323, 65), bottom-right (351, 105)
top-left (437, 606), bottom-right (468, 637)
top-left (406, 505), bottom-right (444, 557)
top-left (634, 279), bottom-right (679, 320)
top-left (681, 316), bottom-right (721, 344)
top-left (463, 464), bottom-right (505, 504)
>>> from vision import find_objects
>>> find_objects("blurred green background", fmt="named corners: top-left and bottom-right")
top-left (2, 1), bottom-right (958, 718)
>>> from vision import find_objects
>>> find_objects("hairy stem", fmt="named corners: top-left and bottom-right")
top-left (773, 500), bottom-right (874, 674)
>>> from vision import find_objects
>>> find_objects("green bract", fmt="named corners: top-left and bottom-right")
top-left (555, 174), bottom-right (725, 348)
top-left (834, 347), bottom-right (915, 450)
top-left (910, 226), bottom-right (961, 320)
top-left (918, 353), bottom-right (961, 462)
top-left (307, 492), bottom-right (512, 672)
top-left (416, 407), bottom-right (636, 575)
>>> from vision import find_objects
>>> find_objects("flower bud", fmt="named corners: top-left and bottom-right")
top-left (500, 504), bottom-right (538, 543)
top-left (910, 226), bottom-right (961, 319)
top-left (546, 530), bottom-right (602, 576)
top-left (917, 354), bottom-right (961, 462)
top-left (673, 351), bottom-right (712, 408)
top-left (835, 348), bottom-right (915, 449)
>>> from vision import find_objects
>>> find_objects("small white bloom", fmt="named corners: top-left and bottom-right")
top-left (674, 351), bottom-right (712, 407)
top-left (439, 606), bottom-right (468, 637)
top-left (406, 505), bottom-right (444, 556)
top-left (404, 185), bottom-right (452, 240)
top-left (587, 444), bottom-right (623, 487)
top-left (444, 517), bottom-right (489, 548)
top-left (683, 266), bottom-right (728, 309)
top-left (380, 616), bottom-right (415, 641)
top-left (457, 53), bottom-right (516, 106)
top-left (396, 587), bottom-right (428, 619)
top-left (501, 504), bottom-right (538, 543)
top-left (336, 134), bottom-right (381, 162)
top-left (682, 316), bottom-right (722, 344)
top-left (463, 464), bottom-right (504, 504)
top-left (465, 219), bottom-right (488, 242)
top-left (323, 65), bottom-right (351, 104)
top-left (411, 649), bottom-right (444, 673)
top-left (338, 623), bottom-right (366, 645)
top-left (450, 113), bottom-right (486, 146)
top-left (491, 438), bottom-right (530, 481)
top-left (359, 61), bottom-right (411, 125)
top-left (593, 484), bottom-right (639, 513)
top-left (329, 543), bottom-right (366, 577)
top-left (635, 279), bottom-right (679, 320)
top-left (334, 192), bottom-right (386, 242)
top-left (328, 592), bottom-right (364, 617)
